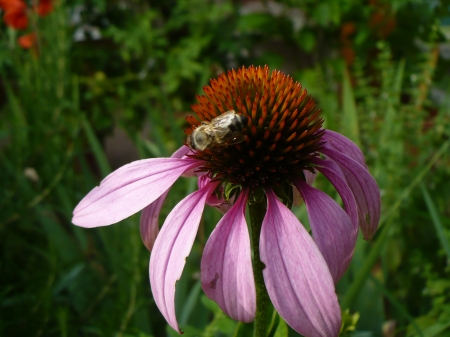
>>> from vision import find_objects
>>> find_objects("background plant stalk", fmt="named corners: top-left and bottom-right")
top-left (249, 194), bottom-right (271, 337)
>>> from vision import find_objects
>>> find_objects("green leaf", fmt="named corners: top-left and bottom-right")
top-left (179, 281), bottom-right (202, 325)
top-left (341, 67), bottom-right (361, 146)
top-left (408, 321), bottom-right (450, 337)
top-left (420, 182), bottom-right (450, 263)
top-left (370, 276), bottom-right (423, 337)
top-left (81, 116), bottom-right (111, 177)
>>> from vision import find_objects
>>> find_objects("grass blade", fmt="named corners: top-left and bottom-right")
top-left (419, 182), bottom-right (450, 263)
top-left (370, 276), bottom-right (423, 337)
top-left (81, 116), bottom-right (111, 177)
top-left (341, 66), bottom-right (361, 146)
top-left (342, 138), bottom-right (450, 309)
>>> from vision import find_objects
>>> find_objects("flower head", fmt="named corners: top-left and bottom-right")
top-left (186, 67), bottom-right (324, 188)
top-left (36, 0), bottom-right (52, 16)
top-left (72, 66), bottom-right (380, 337)
top-left (18, 32), bottom-right (36, 48)
top-left (0, 0), bottom-right (28, 29)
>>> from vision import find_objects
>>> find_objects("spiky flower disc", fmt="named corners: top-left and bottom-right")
top-left (186, 65), bottom-right (325, 188)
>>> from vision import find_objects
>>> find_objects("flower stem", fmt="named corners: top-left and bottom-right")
top-left (249, 194), bottom-right (271, 337)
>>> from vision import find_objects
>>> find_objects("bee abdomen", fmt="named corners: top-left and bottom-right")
top-left (228, 115), bottom-right (248, 132)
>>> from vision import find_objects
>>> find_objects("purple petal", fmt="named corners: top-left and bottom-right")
top-left (304, 169), bottom-right (317, 186)
top-left (311, 158), bottom-right (359, 230)
top-left (323, 129), bottom-right (367, 169)
top-left (139, 146), bottom-right (195, 252)
top-left (294, 179), bottom-right (357, 283)
top-left (198, 175), bottom-right (233, 214)
top-left (201, 190), bottom-right (256, 323)
top-left (140, 190), bottom-right (168, 252)
top-left (173, 145), bottom-right (200, 178)
top-left (72, 158), bottom-right (200, 228)
top-left (171, 145), bottom-right (191, 158)
top-left (293, 171), bottom-right (316, 206)
top-left (321, 147), bottom-right (381, 240)
top-left (150, 182), bottom-right (219, 333)
top-left (260, 189), bottom-right (341, 337)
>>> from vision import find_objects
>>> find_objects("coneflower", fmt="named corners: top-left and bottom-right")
top-left (73, 65), bottom-right (380, 337)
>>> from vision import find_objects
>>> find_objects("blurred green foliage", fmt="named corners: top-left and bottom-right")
top-left (1, 0), bottom-right (450, 336)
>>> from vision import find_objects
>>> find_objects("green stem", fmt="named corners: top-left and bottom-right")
top-left (249, 194), bottom-right (271, 337)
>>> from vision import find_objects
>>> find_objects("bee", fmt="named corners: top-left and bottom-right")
top-left (187, 110), bottom-right (248, 151)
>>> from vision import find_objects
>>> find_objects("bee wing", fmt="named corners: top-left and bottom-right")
top-left (206, 110), bottom-right (237, 140)
top-left (218, 131), bottom-right (246, 145)
top-left (209, 110), bottom-right (247, 147)
top-left (211, 110), bottom-right (237, 128)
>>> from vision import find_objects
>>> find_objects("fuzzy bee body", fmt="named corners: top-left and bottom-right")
top-left (187, 110), bottom-right (248, 151)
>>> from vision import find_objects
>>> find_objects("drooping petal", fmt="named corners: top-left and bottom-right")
top-left (171, 145), bottom-right (191, 158)
top-left (72, 158), bottom-right (200, 228)
top-left (172, 145), bottom-right (200, 177)
top-left (294, 179), bottom-right (357, 283)
top-left (201, 190), bottom-right (256, 323)
top-left (139, 190), bottom-right (168, 252)
top-left (198, 175), bottom-right (233, 214)
top-left (139, 146), bottom-right (195, 251)
top-left (323, 129), bottom-right (367, 169)
top-left (311, 157), bottom-right (359, 230)
top-left (304, 169), bottom-right (317, 186)
top-left (260, 189), bottom-right (341, 337)
top-left (321, 147), bottom-right (381, 239)
top-left (150, 182), bottom-right (218, 333)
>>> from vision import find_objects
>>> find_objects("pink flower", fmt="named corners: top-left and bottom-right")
top-left (73, 66), bottom-right (380, 337)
